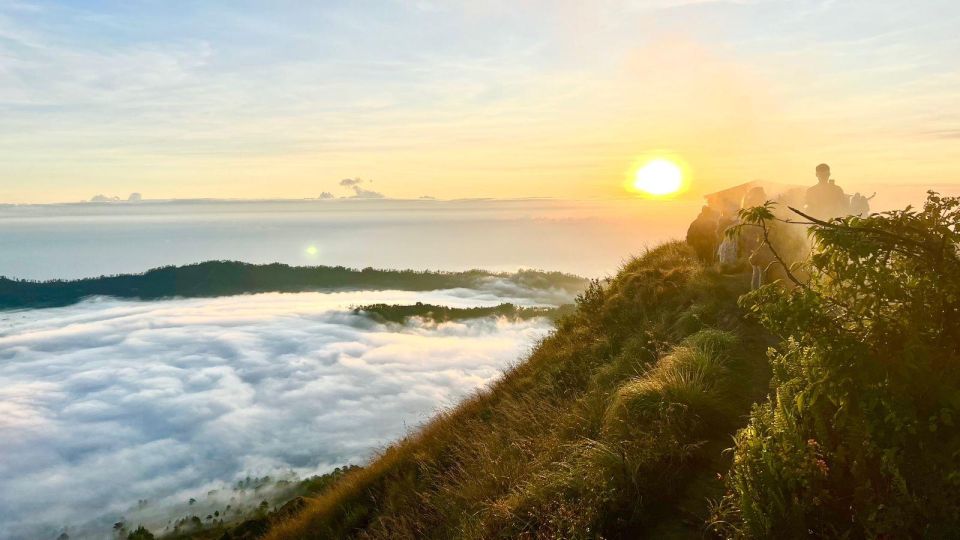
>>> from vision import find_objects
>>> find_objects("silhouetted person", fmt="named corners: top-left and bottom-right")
top-left (850, 192), bottom-right (875, 216)
top-left (716, 204), bottom-right (740, 271)
top-left (805, 163), bottom-right (847, 220)
top-left (716, 203), bottom-right (739, 239)
top-left (686, 206), bottom-right (719, 264)
top-left (741, 187), bottom-right (771, 289)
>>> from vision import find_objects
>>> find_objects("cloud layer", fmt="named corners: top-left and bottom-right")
top-left (338, 178), bottom-right (385, 199)
top-left (0, 290), bottom-right (553, 539)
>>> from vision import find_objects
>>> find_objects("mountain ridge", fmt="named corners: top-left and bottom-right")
top-left (0, 261), bottom-right (588, 310)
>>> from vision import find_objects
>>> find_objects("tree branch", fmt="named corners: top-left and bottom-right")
top-left (756, 218), bottom-right (806, 289)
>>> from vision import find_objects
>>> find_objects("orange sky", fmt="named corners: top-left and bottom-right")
top-left (1, 1), bottom-right (958, 203)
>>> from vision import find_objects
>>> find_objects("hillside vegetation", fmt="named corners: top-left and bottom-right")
top-left (714, 193), bottom-right (960, 537)
top-left (254, 193), bottom-right (959, 539)
top-left (152, 467), bottom-right (360, 540)
top-left (262, 242), bottom-right (772, 539)
top-left (353, 303), bottom-right (575, 324)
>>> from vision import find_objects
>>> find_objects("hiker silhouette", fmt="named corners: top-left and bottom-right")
top-left (686, 205), bottom-right (719, 263)
top-left (804, 163), bottom-right (847, 220)
top-left (850, 192), bottom-right (875, 216)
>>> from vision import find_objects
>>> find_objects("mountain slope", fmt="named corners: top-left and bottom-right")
top-left (262, 242), bottom-right (772, 539)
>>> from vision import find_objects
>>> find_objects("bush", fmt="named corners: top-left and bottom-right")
top-left (717, 192), bottom-right (960, 538)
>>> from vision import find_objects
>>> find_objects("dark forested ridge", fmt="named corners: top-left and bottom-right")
top-left (0, 261), bottom-right (589, 310)
top-left (116, 466), bottom-right (362, 540)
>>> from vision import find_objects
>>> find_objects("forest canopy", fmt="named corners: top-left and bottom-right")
top-left (0, 261), bottom-right (588, 310)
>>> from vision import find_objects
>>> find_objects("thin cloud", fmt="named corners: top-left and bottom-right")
top-left (348, 185), bottom-right (386, 199)
top-left (338, 178), bottom-right (386, 198)
top-left (89, 194), bottom-right (121, 202)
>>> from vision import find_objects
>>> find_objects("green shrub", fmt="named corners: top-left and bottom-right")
top-left (718, 193), bottom-right (960, 538)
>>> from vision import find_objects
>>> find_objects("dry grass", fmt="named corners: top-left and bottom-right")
top-left (263, 242), bottom-right (769, 540)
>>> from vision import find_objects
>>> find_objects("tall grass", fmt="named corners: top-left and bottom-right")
top-left (264, 242), bottom-right (770, 539)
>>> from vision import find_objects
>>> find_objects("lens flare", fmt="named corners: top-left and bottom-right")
top-left (634, 159), bottom-right (683, 196)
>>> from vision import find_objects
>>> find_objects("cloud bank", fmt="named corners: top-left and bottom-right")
top-left (337, 178), bottom-right (385, 199)
top-left (348, 186), bottom-right (386, 199)
top-left (0, 290), bottom-right (553, 539)
top-left (87, 193), bottom-right (143, 203)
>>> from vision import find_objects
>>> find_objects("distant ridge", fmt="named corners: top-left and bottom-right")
top-left (0, 260), bottom-right (589, 310)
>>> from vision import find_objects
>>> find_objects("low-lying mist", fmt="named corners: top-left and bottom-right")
top-left (0, 289), bottom-right (555, 539)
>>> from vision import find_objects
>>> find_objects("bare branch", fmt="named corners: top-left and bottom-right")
top-left (756, 217), bottom-right (806, 289)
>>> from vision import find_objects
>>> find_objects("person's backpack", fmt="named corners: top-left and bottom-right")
top-left (718, 237), bottom-right (738, 267)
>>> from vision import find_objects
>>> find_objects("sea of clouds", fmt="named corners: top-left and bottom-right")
top-left (0, 289), bottom-right (555, 539)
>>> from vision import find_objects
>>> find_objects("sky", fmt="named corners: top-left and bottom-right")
top-left (1, 0), bottom-right (959, 203)
top-left (0, 199), bottom-right (700, 280)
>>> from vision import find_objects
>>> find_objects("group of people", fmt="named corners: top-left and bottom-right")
top-left (805, 163), bottom-right (873, 221)
top-left (686, 163), bottom-right (873, 289)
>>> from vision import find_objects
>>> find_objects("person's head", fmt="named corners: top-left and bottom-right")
top-left (816, 163), bottom-right (831, 183)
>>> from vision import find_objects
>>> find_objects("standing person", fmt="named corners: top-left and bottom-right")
top-left (805, 163), bottom-right (847, 220)
top-left (740, 187), bottom-right (771, 289)
top-left (686, 206), bottom-right (719, 264)
top-left (850, 192), bottom-right (875, 216)
top-left (716, 203), bottom-right (740, 272)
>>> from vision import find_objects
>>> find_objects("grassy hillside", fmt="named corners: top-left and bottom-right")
top-left (143, 193), bottom-right (958, 539)
top-left (261, 242), bottom-right (773, 539)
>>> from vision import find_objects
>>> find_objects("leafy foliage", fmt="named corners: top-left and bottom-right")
top-left (717, 192), bottom-right (960, 537)
top-left (127, 526), bottom-right (156, 540)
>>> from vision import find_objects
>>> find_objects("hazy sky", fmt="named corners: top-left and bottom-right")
top-left (1, 0), bottom-right (958, 203)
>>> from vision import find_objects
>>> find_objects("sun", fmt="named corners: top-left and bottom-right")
top-left (633, 159), bottom-right (684, 196)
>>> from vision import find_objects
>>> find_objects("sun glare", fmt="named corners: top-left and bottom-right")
top-left (634, 159), bottom-right (684, 196)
